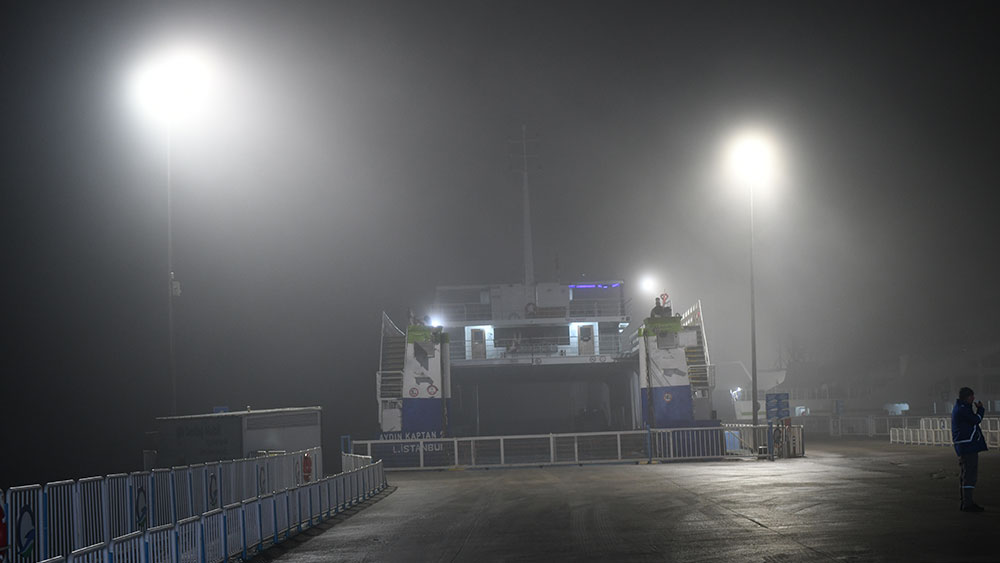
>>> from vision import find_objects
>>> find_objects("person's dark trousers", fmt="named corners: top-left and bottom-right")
top-left (960, 452), bottom-right (979, 507)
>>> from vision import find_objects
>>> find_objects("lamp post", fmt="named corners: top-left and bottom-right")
top-left (723, 128), bottom-right (781, 454)
top-left (128, 43), bottom-right (218, 415)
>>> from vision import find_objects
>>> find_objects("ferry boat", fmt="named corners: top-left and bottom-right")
top-left (374, 132), bottom-right (715, 439)
top-left (375, 286), bottom-right (714, 440)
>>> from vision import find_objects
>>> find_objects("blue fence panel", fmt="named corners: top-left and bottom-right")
top-left (108, 531), bottom-right (142, 563)
top-left (126, 473), bottom-right (150, 534)
top-left (175, 517), bottom-right (200, 563)
top-left (103, 475), bottom-right (130, 543)
top-left (242, 498), bottom-right (261, 557)
top-left (287, 489), bottom-right (301, 534)
top-left (190, 464), bottom-right (207, 518)
top-left (144, 524), bottom-right (174, 563)
top-left (254, 461), bottom-right (268, 498)
top-left (171, 468), bottom-right (192, 521)
top-left (73, 478), bottom-right (104, 551)
top-left (65, 542), bottom-right (106, 563)
top-left (1, 487), bottom-right (7, 563)
top-left (219, 462), bottom-right (236, 508)
top-left (4, 447), bottom-right (345, 563)
top-left (201, 509), bottom-right (224, 563)
top-left (203, 465), bottom-right (221, 514)
top-left (241, 461), bottom-right (257, 503)
top-left (42, 480), bottom-right (75, 560)
top-left (223, 504), bottom-right (242, 560)
top-left (318, 479), bottom-right (330, 520)
top-left (274, 492), bottom-right (289, 541)
top-left (258, 494), bottom-right (275, 546)
top-left (8, 485), bottom-right (43, 563)
top-left (149, 470), bottom-right (173, 529)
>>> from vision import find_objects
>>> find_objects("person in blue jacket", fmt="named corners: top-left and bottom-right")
top-left (952, 387), bottom-right (988, 512)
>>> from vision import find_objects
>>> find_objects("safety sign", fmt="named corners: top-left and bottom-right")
top-left (16, 505), bottom-right (34, 559)
top-left (765, 393), bottom-right (790, 421)
top-left (134, 486), bottom-right (148, 529)
top-left (208, 474), bottom-right (219, 508)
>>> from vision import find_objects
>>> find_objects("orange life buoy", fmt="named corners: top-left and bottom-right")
top-left (302, 454), bottom-right (313, 483)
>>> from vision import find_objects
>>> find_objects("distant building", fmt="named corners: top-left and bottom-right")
top-left (768, 343), bottom-right (1000, 417)
top-left (151, 407), bottom-right (322, 467)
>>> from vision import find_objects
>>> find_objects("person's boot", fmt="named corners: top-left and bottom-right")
top-left (961, 488), bottom-right (985, 512)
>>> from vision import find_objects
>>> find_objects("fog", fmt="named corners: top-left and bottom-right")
top-left (2, 1), bottom-right (998, 485)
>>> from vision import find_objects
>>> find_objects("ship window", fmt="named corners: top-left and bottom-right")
top-left (570, 286), bottom-right (620, 300)
top-left (437, 288), bottom-right (488, 304)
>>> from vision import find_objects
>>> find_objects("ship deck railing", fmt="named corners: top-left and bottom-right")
top-left (435, 298), bottom-right (630, 324)
top-left (449, 334), bottom-right (629, 361)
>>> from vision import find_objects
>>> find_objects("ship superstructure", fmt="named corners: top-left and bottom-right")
top-left (375, 287), bottom-right (714, 438)
top-left (374, 130), bottom-right (715, 439)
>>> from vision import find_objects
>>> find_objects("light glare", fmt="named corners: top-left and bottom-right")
top-left (128, 43), bottom-right (219, 128)
top-left (639, 276), bottom-right (657, 294)
top-left (723, 128), bottom-right (781, 188)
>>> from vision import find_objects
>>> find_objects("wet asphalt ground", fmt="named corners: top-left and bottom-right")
top-left (259, 438), bottom-right (998, 562)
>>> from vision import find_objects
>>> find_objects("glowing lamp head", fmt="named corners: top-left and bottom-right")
top-left (128, 43), bottom-right (219, 128)
top-left (723, 128), bottom-right (781, 188)
top-left (428, 317), bottom-right (443, 328)
top-left (639, 276), bottom-right (657, 295)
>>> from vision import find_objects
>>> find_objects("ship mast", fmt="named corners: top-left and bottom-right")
top-left (519, 124), bottom-right (535, 286)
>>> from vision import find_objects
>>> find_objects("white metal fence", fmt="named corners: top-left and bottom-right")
top-left (354, 426), bottom-right (806, 470)
top-left (889, 416), bottom-right (1000, 447)
top-left (722, 424), bottom-right (806, 458)
top-left (2, 448), bottom-right (388, 563)
top-left (341, 454), bottom-right (373, 472)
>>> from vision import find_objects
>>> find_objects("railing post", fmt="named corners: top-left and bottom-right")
top-left (187, 470), bottom-right (194, 519)
top-left (241, 503), bottom-right (249, 560)
top-left (550, 434), bottom-right (555, 464)
top-left (573, 436), bottom-right (579, 463)
top-left (102, 478), bottom-right (111, 546)
top-left (500, 438), bottom-right (505, 465)
top-left (617, 433), bottom-right (622, 460)
top-left (169, 469), bottom-right (177, 524)
top-left (41, 487), bottom-right (48, 560)
top-left (471, 439), bottom-right (476, 466)
top-left (72, 480), bottom-right (83, 550)
top-left (419, 441), bottom-right (425, 469)
top-left (272, 493), bottom-right (279, 543)
top-left (200, 517), bottom-right (207, 563)
top-left (286, 490), bottom-right (293, 539)
top-left (222, 509), bottom-right (229, 560)
top-left (454, 438), bottom-right (459, 467)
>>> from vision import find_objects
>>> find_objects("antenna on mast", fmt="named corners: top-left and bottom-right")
top-left (509, 124), bottom-right (538, 286)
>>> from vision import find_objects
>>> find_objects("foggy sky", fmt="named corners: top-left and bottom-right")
top-left (2, 0), bottom-right (999, 485)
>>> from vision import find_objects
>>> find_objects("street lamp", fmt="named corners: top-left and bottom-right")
top-left (127, 42), bottom-right (219, 415)
top-left (722, 127), bottom-right (782, 453)
top-left (639, 275), bottom-right (658, 295)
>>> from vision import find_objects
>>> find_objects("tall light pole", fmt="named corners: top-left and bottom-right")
top-left (723, 128), bottom-right (781, 453)
top-left (128, 43), bottom-right (218, 415)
